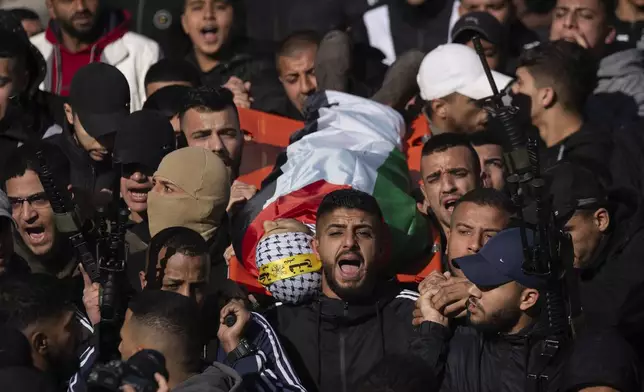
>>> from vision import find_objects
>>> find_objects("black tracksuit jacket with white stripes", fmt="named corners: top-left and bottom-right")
top-left (68, 311), bottom-right (306, 392)
top-left (264, 282), bottom-right (449, 392)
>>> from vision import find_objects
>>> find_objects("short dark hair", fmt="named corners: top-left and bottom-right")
top-left (9, 8), bottom-right (40, 21)
top-left (356, 355), bottom-right (437, 392)
top-left (144, 59), bottom-right (201, 89)
top-left (276, 30), bottom-right (320, 68)
top-left (128, 290), bottom-right (204, 373)
top-left (421, 133), bottom-right (482, 176)
top-left (143, 85), bottom-right (192, 119)
top-left (518, 41), bottom-right (597, 114)
top-left (469, 130), bottom-right (504, 148)
top-left (179, 86), bottom-right (237, 120)
top-left (454, 187), bottom-right (515, 216)
top-left (317, 189), bottom-right (384, 226)
top-left (0, 273), bottom-right (73, 331)
top-left (1, 143), bottom-right (70, 191)
top-left (145, 227), bottom-right (209, 290)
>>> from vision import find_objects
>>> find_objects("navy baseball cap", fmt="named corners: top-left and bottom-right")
top-left (453, 228), bottom-right (547, 289)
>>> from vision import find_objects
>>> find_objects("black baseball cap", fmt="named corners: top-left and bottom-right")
top-left (143, 84), bottom-right (192, 118)
top-left (69, 63), bottom-right (130, 139)
top-left (454, 228), bottom-right (548, 289)
top-left (546, 162), bottom-right (607, 225)
top-left (113, 110), bottom-right (175, 172)
top-left (451, 11), bottom-right (505, 47)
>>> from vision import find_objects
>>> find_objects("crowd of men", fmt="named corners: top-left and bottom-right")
top-left (1, 0), bottom-right (644, 391)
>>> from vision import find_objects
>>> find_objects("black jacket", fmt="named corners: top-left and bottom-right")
top-left (578, 192), bottom-right (644, 330)
top-left (0, 93), bottom-right (65, 166)
top-left (186, 51), bottom-right (290, 116)
top-left (439, 324), bottom-right (569, 392)
top-left (502, 20), bottom-right (541, 75)
top-left (563, 327), bottom-right (642, 392)
top-left (264, 283), bottom-right (448, 392)
top-left (541, 122), bottom-right (644, 198)
top-left (607, 17), bottom-right (644, 53)
top-left (357, 0), bottom-right (455, 56)
top-left (45, 122), bottom-right (116, 197)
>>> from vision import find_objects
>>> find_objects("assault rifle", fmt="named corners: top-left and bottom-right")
top-left (471, 36), bottom-right (583, 392)
top-left (37, 147), bottom-right (128, 362)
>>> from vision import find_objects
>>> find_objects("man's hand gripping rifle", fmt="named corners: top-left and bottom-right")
top-left (37, 148), bottom-right (128, 362)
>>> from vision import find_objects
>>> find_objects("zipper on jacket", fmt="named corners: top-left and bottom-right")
top-left (339, 302), bottom-right (349, 392)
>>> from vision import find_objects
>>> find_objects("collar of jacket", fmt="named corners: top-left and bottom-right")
top-left (485, 321), bottom-right (539, 345)
top-left (315, 280), bottom-right (401, 323)
top-left (40, 10), bottom-right (132, 72)
top-left (186, 50), bottom-right (253, 75)
top-left (12, 231), bottom-right (77, 279)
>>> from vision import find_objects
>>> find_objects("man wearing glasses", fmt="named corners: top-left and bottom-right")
top-left (416, 43), bottom-right (513, 135)
top-left (1, 143), bottom-right (78, 278)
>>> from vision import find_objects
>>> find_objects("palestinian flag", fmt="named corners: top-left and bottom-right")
top-left (230, 91), bottom-right (430, 292)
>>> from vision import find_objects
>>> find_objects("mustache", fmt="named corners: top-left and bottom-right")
top-left (337, 250), bottom-right (363, 261)
top-left (71, 11), bottom-right (94, 21)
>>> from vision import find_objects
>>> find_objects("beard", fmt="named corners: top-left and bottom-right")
top-left (466, 303), bottom-right (522, 335)
top-left (57, 12), bottom-right (100, 42)
top-left (49, 351), bottom-right (80, 384)
top-left (322, 261), bottom-right (378, 303)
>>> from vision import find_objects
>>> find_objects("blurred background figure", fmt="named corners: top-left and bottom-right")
top-left (9, 7), bottom-right (42, 37)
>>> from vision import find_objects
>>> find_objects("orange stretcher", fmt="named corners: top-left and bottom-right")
top-left (230, 108), bottom-right (440, 293)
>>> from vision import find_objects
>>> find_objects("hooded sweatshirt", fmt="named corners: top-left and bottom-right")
top-left (588, 47), bottom-right (644, 127)
top-left (172, 363), bottom-right (243, 392)
top-left (44, 10), bottom-right (130, 96)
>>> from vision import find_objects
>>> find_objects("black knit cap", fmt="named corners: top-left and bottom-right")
top-left (69, 63), bottom-right (130, 139)
top-left (113, 110), bottom-right (175, 172)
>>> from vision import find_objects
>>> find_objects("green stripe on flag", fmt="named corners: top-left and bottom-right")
top-left (373, 148), bottom-right (429, 272)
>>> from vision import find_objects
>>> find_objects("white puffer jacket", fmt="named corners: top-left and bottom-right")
top-left (30, 30), bottom-right (160, 111)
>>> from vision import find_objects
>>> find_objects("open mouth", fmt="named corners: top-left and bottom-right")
top-left (127, 188), bottom-right (151, 203)
top-left (337, 254), bottom-right (364, 279)
top-left (201, 26), bottom-right (219, 43)
top-left (25, 226), bottom-right (46, 244)
top-left (442, 197), bottom-right (459, 213)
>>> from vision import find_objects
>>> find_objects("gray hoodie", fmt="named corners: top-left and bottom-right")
top-left (0, 190), bottom-right (12, 226)
top-left (172, 363), bottom-right (243, 392)
top-left (593, 48), bottom-right (644, 118)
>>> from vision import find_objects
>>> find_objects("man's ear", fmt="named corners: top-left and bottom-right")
top-left (457, 3), bottom-right (466, 17)
top-left (604, 25), bottom-right (617, 45)
top-left (139, 271), bottom-right (147, 291)
top-left (312, 237), bottom-right (321, 259)
top-left (432, 99), bottom-right (448, 120)
top-left (594, 207), bottom-right (610, 233)
top-left (45, 0), bottom-right (55, 19)
top-left (540, 87), bottom-right (556, 109)
top-left (519, 287), bottom-right (540, 311)
top-left (63, 103), bottom-right (74, 125)
top-left (419, 183), bottom-right (429, 208)
top-left (32, 331), bottom-right (48, 356)
top-left (181, 12), bottom-right (189, 34)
